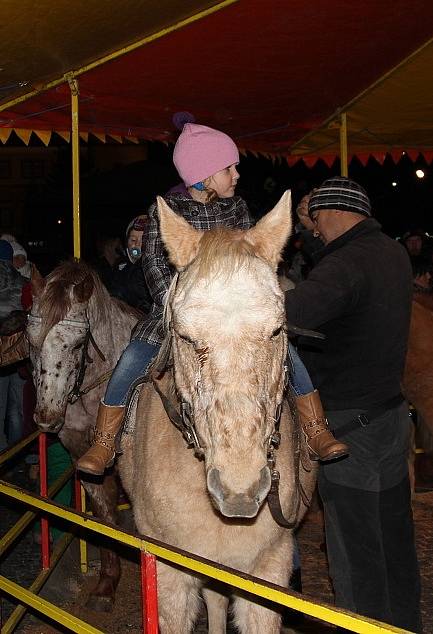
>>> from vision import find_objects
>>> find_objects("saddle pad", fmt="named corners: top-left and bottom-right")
top-left (122, 385), bottom-right (141, 436)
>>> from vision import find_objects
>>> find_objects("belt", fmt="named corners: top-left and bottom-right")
top-left (333, 394), bottom-right (405, 439)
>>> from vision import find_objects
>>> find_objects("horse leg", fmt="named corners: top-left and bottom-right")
top-left (232, 538), bottom-right (293, 634)
top-left (202, 585), bottom-right (229, 633)
top-left (157, 561), bottom-right (201, 634)
top-left (81, 474), bottom-right (121, 612)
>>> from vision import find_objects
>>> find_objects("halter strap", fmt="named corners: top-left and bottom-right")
top-left (28, 312), bottom-right (108, 403)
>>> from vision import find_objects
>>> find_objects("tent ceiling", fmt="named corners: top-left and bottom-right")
top-left (1, 0), bottom-right (433, 161)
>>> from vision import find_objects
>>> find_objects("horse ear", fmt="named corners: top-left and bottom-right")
top-left (157, 196), bottom-right (204, 269)
top-left (31, 265), bottom-right (46, 298)
top-left (74, 273), bottom-right (94, 303)
top-left (245, 190), bottom-right (292, 270)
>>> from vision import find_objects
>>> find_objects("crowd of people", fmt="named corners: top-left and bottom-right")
top-left (1, 120), bottom-right (430, 632)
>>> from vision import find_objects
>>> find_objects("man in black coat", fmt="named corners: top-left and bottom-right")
top-left (285, 177), bottom-right (421, 632)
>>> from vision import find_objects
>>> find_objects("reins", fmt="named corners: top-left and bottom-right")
top-left (67, 328), bottom-right (110, 404)
top-left (266, 385), bottom-right (312, 529)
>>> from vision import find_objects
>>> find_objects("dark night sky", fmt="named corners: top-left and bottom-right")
top-left (15, 141), bottom-right (433, 269)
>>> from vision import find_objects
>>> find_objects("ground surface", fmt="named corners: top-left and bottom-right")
top-left (1, 461), bottom-right (432, 633)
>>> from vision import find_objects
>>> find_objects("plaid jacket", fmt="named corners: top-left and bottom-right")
top-left (133, 193), bottom-right (252, 344)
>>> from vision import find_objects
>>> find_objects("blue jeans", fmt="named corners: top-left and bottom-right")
top-left (104, 340), bottom-right (160, 406)
top-left (104, 340), bottom-right (313, 407)
top-left (0, 369), bottom-right (25, 450)
top-left (288, 342), bottom-right (314, 396)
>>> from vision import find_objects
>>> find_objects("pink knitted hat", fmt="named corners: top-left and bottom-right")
top-left (173, 123), bottom-right (239, 186)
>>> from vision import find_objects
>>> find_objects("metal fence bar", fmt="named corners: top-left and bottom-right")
top-left (0, 466), bottom-right (74, 558)
top-left (1, 531), bottom-right (74, 633)
top-left (0, 575), bottom-right (103, 634)
top-left (141, 551), bottom-right (158, 634)
top-left (74, 474), bottom-right (88, 574)
top-left (0, 431), bottom-right (40, 467)
top-left (38, 433), bottom-right (50, 569)
top-left (0, 479), bottom-right (409, 633)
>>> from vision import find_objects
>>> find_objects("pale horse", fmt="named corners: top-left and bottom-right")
top-left (119, 191), bottom-right (317, 633)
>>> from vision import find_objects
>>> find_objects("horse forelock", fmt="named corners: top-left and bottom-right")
top-left (37, 261), bottom-right (108, 343)
top-left (191, 227), bottom-right (257, 282)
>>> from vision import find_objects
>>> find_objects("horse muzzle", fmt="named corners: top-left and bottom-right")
top-left (34, 410), bottom-right (65, 434)
top-left (207, 466), bottom-right (271, 519)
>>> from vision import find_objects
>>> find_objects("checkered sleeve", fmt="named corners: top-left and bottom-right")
top-left (235, 198), bottom-right (254, 229)
top-left (141, 200), bottom-right (172, 311)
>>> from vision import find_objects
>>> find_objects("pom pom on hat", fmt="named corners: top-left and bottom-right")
top-left (308, 176), bottom-right (371, 218)
top-left (173, 123), bottom-right (239, 186)
top-left (172, 111), bottom-right (196, 131)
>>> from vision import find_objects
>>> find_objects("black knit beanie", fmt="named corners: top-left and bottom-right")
top-left (308, 176), bottom-right (371, 218)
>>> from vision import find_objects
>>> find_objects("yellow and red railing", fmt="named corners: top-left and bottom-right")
top-left (0, 432), bottom-right (413, 634)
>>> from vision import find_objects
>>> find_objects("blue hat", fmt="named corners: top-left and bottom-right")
top-left (0, 239), bottom-right (13, 262)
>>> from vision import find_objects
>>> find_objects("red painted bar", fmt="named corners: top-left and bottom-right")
top-left (74, 473), bottom-right (82, 513)
top-left (38, 433), bottom-right (50, 569)
top-left (141, 551), bottom-right (158, 633)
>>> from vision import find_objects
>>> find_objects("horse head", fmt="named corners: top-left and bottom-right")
top-left (27, 262), bottom-right (106, 433)
top-left (158, 191), bottom-right (292, 519)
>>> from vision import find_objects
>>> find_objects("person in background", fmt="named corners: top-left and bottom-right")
top-left (77, 122), bottom-right (347, 477)
top-left (401, 229), bottom-right (426, 260)
top-left (411, 256), bottom-right (432, 295)
top-left (285, 177), bottom-right (421, 631)
top-left (91, 234), bottom-right (123, 293)
top-left (111, 215), bottom-right (152, 314)
top-left (0, 240), bottom-right (27, 450)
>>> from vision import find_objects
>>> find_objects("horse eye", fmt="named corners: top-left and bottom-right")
top-left (178, 333), bottom-right (197, 346)
top-left (271, 326), bottom-right (283, 338)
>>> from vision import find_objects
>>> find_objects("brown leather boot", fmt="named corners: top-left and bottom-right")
top-left (76, 402), bottom-right (125, 475)
top-left (296, 390), bottom-right (349, 461)
top-left (0, 331), bottom-right (29, 367)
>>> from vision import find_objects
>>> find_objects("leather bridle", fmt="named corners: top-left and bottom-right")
top-left (28, 313), bottom-right (111, 404)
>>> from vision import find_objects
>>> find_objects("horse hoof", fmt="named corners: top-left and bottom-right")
top-left (85, 594), bottom-right (114, 613)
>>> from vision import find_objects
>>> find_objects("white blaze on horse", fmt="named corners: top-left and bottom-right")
top-left (119, 191), bottom-right (316, 633)
top-left (27, 264), bottom-right (140, 611)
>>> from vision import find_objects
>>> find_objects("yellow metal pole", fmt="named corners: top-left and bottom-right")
top-left (1, 532), bottom-right (74, 634)
top-left (0, 466), bottom-right (74, 557)
top-left (0, 575), bottom-right (103, 634)
top-left (80, 483), bottom-right (88, 573)
top-left (67, 74), bottom-right (81, 259)
top-left (0, 0), bottom-right (239, 114)
top-left (0, 430), bottom-right (40, 466)
top-left (339, 112), bottom-right (348, 176)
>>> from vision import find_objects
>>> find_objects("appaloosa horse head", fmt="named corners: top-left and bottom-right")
top-left (119, 191), bottom-right (317, 633)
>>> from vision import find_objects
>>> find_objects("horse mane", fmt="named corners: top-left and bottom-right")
top-left (191, 227), bottom-right (257, 281)
top-left (38, 260), bottom-right (138, 343)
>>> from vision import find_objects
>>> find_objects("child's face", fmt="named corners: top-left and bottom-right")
top-left (206, 164), bottom-right (239, 198)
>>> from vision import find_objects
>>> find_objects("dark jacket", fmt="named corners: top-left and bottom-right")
top-left (0, 261), bottom-right (26, 319)
top-left (134, 192), bottom-right (252, 345)
top-left (285, 218), bottom-right (413, 410)
top-left (111, 259), bottom-right (152, 314)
